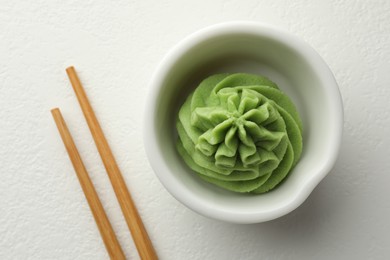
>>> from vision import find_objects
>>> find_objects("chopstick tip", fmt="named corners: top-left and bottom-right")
top-left (66, 66), bottom-right (75, 73)
top-left (51, 107), bottom-right (60, 114)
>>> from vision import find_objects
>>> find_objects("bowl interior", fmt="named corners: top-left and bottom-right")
top-left (149, 28), bottom-right (339, 221)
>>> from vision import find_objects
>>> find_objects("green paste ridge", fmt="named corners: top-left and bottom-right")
top-left (176, 73), bottom-right (303, 193)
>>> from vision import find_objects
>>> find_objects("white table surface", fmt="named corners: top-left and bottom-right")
top-left (1, 1), bottom-right (390, 259)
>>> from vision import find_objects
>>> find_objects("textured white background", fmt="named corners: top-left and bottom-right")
top-left (1, 1), bottom-right (390, 259)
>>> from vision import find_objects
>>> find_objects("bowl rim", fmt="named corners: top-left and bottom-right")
top-left (144, 21), bottom-right (343, 223)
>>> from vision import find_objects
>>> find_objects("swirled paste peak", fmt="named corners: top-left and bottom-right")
top-left (176, 73), bottom-right (303, 193)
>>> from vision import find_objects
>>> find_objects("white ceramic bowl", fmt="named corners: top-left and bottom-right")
top-left (144, 22), bottom-right (343, 224)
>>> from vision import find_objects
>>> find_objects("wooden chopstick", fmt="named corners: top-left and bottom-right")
top-left (51, 108), bottom-right (126, 260)
top-left (66, 66), bottom-right (158, 260)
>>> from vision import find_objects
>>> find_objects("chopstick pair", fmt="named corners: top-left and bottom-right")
top-left (51, 67), bottom-right (157, 260)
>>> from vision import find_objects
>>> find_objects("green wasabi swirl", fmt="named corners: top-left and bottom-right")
top-left (176, 73), bottom-right (303, 193)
